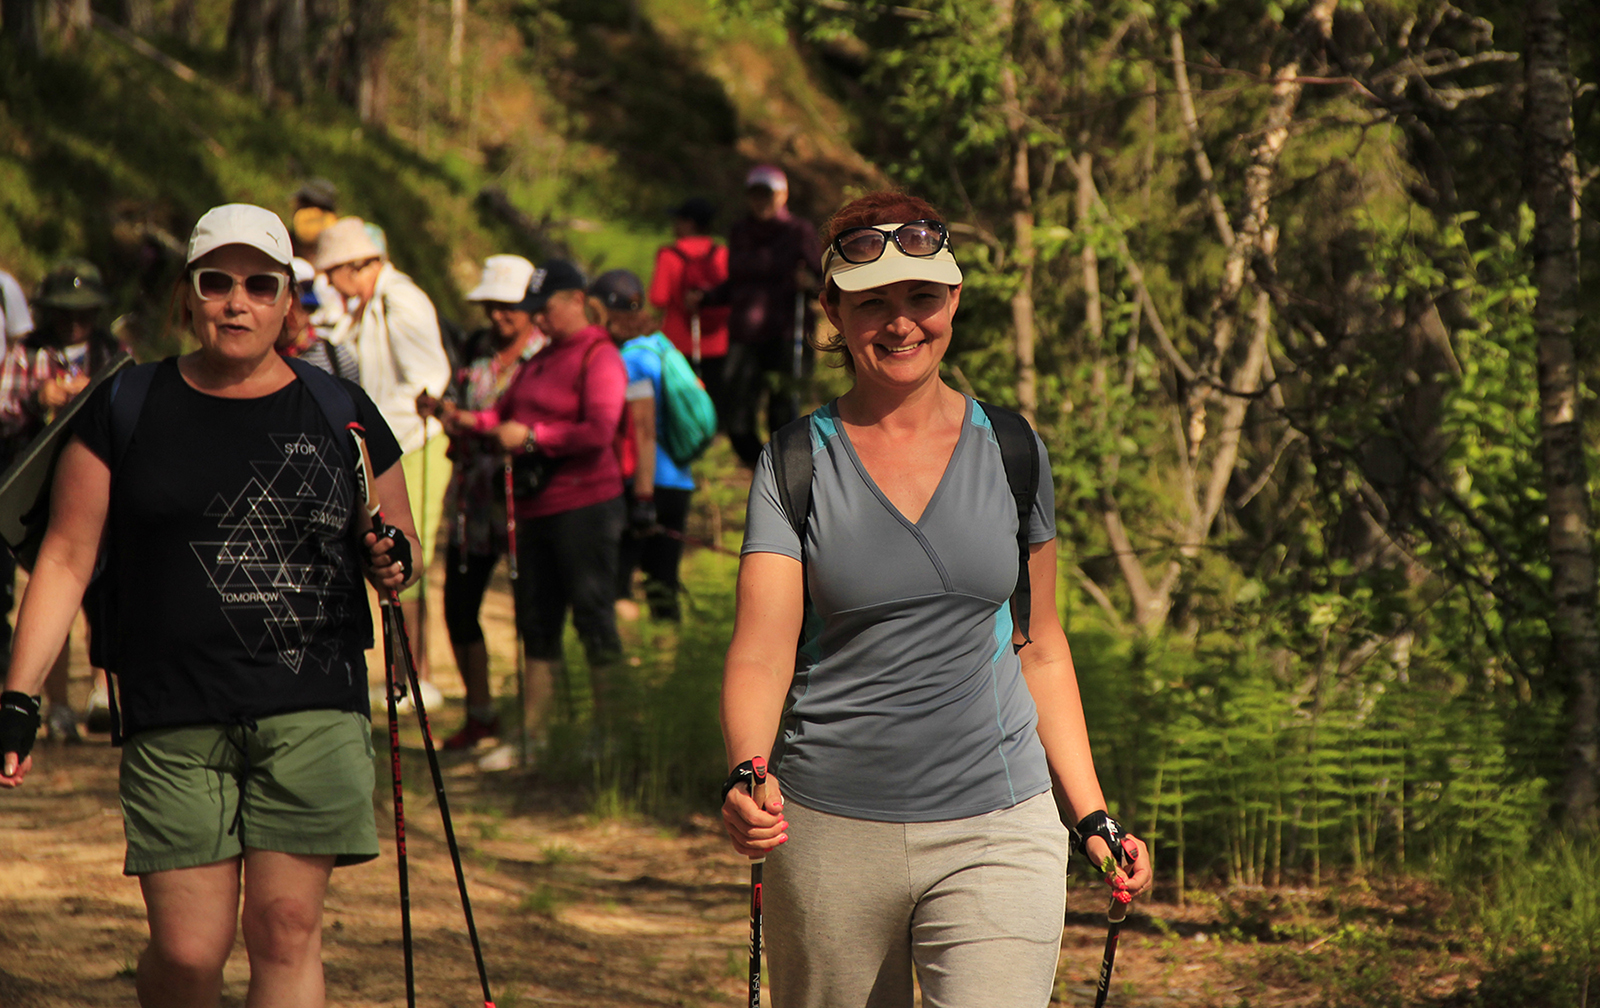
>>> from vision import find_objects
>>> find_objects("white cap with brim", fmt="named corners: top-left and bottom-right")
top-left (314, 217), bottom-right (384, 272)
top-left (467, 254), bottom-right (537, 303)
top-left (824, 240), bottom-right (963, 293)
top-left (188, 204), bottom-right (294, 267)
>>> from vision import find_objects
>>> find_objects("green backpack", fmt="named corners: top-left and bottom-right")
top-left (642, 333), bottom-right (718, 465)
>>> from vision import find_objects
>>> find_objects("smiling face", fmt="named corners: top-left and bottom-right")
top-left (185, 244), bottom-right (292, 367)
top-left (485, 303), bottom-right (536, 344)
top-left (823, 279), bottom-right (960, 392)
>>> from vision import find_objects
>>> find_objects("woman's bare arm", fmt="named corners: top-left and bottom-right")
top-left (1017, 538), bottom-right (1152, 895)
top-left (2, 438), bottom-right (110, 783)
top-left (719, 551), bottom-right (804, 857)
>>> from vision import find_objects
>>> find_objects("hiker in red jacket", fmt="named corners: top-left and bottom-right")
top-left (649, 197), bottom-right (729, 420)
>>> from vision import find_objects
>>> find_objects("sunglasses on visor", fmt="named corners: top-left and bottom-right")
top-left (190, 268), bottom-right (289, 305)
top-left (829, 220), bottom-right (949, 265)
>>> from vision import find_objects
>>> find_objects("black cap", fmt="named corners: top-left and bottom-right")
top-left (36, 258), bottom-right (109, 311)
top-left (670, 197), bottom-right (717, 231)
top-left (589, 269), bottom-right (645, 312)
top-left (295, 178), bottom-right (338, 211)
top-left (526, 259), bottom-right (588, 311)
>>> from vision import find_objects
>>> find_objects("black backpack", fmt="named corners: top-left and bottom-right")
top-left (768, 401), bottom-right (1042, 651)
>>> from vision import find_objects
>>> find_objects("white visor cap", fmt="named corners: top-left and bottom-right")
top-left (467, 254), bottom-right (538, 303)
top-left (187, 203), bottom-right (294, 267)
top-left (823, 223), bottom-right (963, 293)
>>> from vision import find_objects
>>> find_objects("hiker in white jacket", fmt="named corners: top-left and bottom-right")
top-left (317, 217), bottom-right (451, 683)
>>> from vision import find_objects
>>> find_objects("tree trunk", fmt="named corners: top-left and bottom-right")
top-left (1, 0), bottom-right (43, 55)
top-left (994, 0), bottom-right (1037, 423)
top-left (448, 0), bottom-right (466, 121)
top-left (353, 0), bottom-right (389, 124)
top-left (122, 0), bottom-right (152, 33)
top-left (1526, 0), bottom-right (1600, 827)
top-left (280, 0), bottom-right (308, 101)
top-left (50, 0), bottom-right (87, 43)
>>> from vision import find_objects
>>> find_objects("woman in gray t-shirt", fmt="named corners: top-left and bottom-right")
top-left (720, 191), bottom-right (1153, 1008)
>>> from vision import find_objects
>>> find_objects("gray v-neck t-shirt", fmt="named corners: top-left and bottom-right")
top-left (742, 397), bottom-right (1057, 823)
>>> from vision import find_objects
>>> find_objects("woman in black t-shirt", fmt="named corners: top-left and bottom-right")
top-left (0, 204), bottom-right (418, 1008)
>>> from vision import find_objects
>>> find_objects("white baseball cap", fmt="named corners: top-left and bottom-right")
top-left (822, 223), bottom-right (963, 292)
top-left (187, 203), bottom-right (293, 267)
top-left (745, 164), bottom-right (788, 192)
top-left (467, 254), bottom-right (537, 303)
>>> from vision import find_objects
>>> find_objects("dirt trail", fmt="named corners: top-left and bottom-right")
top-left (1, 740), bottom-right (1248, 1008)
top-left (0, 571), bottom-right (1268, 1007)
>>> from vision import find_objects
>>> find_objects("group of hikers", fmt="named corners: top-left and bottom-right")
top-left (0, 171), bottom-right (1150, 1008)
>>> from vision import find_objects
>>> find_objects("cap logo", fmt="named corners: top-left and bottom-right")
top-left (528, 268), bottom-right (547, 294)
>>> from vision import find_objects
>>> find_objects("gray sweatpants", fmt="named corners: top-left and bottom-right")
top-left (764, 791), bottom-right (1070, 1008)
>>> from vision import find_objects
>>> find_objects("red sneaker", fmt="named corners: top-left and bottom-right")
top-left (443, 715), bottom-right (500, 751)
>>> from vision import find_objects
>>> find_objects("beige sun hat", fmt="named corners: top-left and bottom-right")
top-left (822, 222), bottom-right (963, 292)
top-left (313, 216), bottom-right (383, 272)
top-left (187, 204), bottom-right (293, 267)
top-left (467, 254), bottom-right (537, 303)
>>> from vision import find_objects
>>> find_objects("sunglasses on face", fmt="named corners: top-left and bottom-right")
top-left (191, 268), bottom-right (289, 305)
top-left (830, 221), bottom-right (949, 265)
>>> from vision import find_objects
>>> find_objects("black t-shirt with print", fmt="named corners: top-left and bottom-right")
top-left (72, 358), bottom-right (403, 736)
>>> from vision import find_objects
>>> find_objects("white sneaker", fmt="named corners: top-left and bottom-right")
top-left (369, 679), bottom-right (445, 715)
top-left (47, 704), bottom-right (80, 743)
top-left (86, 680), bottom-right (112, 733)
top-left (413, 679), bottom-right (444, 712)
top-left (477, 743), bottom-right (519, 771)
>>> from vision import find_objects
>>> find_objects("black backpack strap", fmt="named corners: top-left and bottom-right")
top-left (283, 355), bottom-right (359, 468)
top-left (109, 362), bottom-right (160, 466)
top-left (99, 360), bottom-right (161, 743)
top-left (977, 400), bottom-right (1040, 653)
top-left (770, 415), bottom-right (814, 557)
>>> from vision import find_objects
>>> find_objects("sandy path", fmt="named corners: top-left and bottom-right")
top-left (0, 565), bottom-right (1257, 1006)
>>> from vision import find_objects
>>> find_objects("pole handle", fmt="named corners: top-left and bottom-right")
top-left (748, 755), bottom-right (769, 865)
top-left (1105, 835), bottom-right (1139, 922)
top-left (348, 423), bottom-right (383, 526)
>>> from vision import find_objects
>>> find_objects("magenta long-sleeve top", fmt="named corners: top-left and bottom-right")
top-left (467, 324), bottom-right (626, 519)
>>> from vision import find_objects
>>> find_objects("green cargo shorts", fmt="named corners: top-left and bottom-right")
top-left (120, 709), bottom-right (379, 875)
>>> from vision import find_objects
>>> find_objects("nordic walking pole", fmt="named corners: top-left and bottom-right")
top-left (384, 623), bottom-right (416, 1008)
top-left (747, 756), bottom-right (769, 1008)
top-left (504, 458), bottom-right (528, 768)
top-left (352, 423), bottom-right (497, 1008)
top-left (350, 423), bottom-right (416, 1008)
top-left (415, 415), bottom-right (432, 675)
top-left (1092, 836), bottom-right (1140, 1008)
top-left (789, 290), bottom-right (804, 419)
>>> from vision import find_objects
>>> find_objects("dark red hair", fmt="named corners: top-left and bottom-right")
top-left (822, 191), bottom-right (945, 245)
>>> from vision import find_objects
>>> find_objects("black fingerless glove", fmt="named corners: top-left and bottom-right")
top-left (628, 496), bottom-right (658, 535)
top-left (0, 691), bottom-right (42, 764)
top-left (372, 522), bottom-right (413, 581)
top-left (1073, 810), bottom-right (1132, 868)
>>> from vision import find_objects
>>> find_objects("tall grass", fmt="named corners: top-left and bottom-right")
top-left (1469, 831), bottom-right (1600, 1007)
top-left (1071, 618), bottom-right (1550, 892)
top-left (535, 440), bottom-right (745, 820)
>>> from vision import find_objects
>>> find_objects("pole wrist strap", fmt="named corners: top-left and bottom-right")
top-left (720, 760), bottom-right (758, 804)
top-left (1073, 810), bottom-right (1131, 866)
